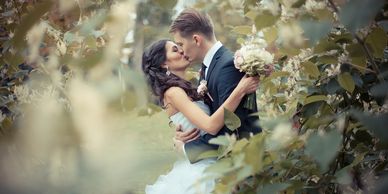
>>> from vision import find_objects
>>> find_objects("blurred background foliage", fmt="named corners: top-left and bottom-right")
top-left (0, 0), bottom-right (388, 194)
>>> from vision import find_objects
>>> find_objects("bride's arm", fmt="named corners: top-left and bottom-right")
top-left (165, 76), bottom-right (258, 135)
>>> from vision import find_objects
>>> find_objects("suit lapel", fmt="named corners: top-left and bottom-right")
top-left (205, 46), bottom-right (225, 81)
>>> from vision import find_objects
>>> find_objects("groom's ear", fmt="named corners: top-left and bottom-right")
top-left (192, 34), bottom-right (202, 46)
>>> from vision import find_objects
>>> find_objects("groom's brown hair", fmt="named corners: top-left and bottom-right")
top-left (169, 8), bottom-right (214, 40)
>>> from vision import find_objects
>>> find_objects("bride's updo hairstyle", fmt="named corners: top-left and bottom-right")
top-left (142, 39), bottom-right (202, 105)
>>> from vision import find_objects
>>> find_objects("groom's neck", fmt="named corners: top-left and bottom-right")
top-left (201, 38), bottom-right (218, 60)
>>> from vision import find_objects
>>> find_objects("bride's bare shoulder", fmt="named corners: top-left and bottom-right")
top-left (164, 87), bottom-right (187, 99)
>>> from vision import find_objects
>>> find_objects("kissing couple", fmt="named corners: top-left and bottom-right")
top-left (143, 8), bottom-right (263, 194)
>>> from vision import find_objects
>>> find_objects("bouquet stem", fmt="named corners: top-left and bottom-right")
top-left (243, 93), bottom-right (256, 110)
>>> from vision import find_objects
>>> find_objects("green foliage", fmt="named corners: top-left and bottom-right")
top-left (300, 20), bottom-right (333, 45)
top-left (254, 11), bottom-right (279, 31)
top-left (206, 0), bottom-right (388, 193)
top-left (339, 0), bottom-right (385, 33)
top-left (366, 27), bottom-right (388, 59)
top-left (305, 130), bottom-right (342, 172)
top-left (337, 72), bottom-right (355, 93)
top-left (224, 108), bottom-right (241, 131)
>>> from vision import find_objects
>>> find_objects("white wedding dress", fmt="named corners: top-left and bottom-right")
top-left (145, 101), bottom-right (216, 194)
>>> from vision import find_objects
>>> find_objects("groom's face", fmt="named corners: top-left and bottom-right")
top-left (173, 32), bottom-right (201, 63)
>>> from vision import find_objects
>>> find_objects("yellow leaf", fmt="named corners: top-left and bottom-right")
top-left (304, 95), bottom-right (328, 105)
top-left (302, 61), bottom-right (320, 78)
top-left (366, 27), bottom-right (388, 59)
top-left (263, 26), bottom-right (278, 43)
top-left (338, 72), bottom-right (355, 93)
top-left (347, 44), bottom-right (367, 74)
top-left (224, 108), bottom-right (241, 131)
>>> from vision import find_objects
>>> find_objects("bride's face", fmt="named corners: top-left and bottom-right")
top-left (164, 41), bottom-right (190, 72)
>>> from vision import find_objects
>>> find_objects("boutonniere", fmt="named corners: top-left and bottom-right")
top-left (197, 80), bottom-right (214, 102)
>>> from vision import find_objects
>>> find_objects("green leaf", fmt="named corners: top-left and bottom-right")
top-left (370, 82), bottom-right (388, 98)
top-left (3, 52), bottom-right (24, 67)
top-left (263, 26), bottom-right (278, 43)
top-left (305, 130), bottom-right (342, 172)
top-left (245, 10), bottom-right (257, 21)
top-left (337, 72), bottom-right (355, 93)
top-left (292, 0), bottom-right (306, 8)
top-left (257, 183), bottom-right (290, 194)
top-left (302, 61), bottom-right (320, 78)
top-left (366, 27), bottom-right (388, 59)
top-left (335, 167), bottom-right (352, 185)
top-left (232, 138), bottom-right (249, 153)
top-left (313, 9), bottom-right (334, 21)
top-left (12, 1), bottom-right (54, 48)
top-left (332, 32), bottom-right (353, 44)
top-left (232, 25), bottom-right (253, 35)
top-left (347, 44), bottom-right (367, 73)
top-left (339, 0), bottom-right (385, 33)
top-left (244, 134), bottom-right (265, 172)
top-left (322, 78), bottom-right (342, 94)
top-left (205, 158), bottom-right (233, 174)
top-left (196, 150), bottom-right (219, 161)
top-left (224, 108), bottom-right (241, 131)
top-left (314, 39), bottom-right (340, 54)
top-left (300, 20), bottom-right (333, 45)
top-left (350, 110), bottom-right (388, 143)
top-left (317, 55), bottom-right (338, 64)
top-left (254, 11), bottom-right (278, 30)
top-left (244, 0), bottom-right (257, 14)
top-left (209, 135), bottom-right (230, 146)
top-left (236, 165), bottom-right (253, 182)
top-left (304, 95), bottom-right (328, 105)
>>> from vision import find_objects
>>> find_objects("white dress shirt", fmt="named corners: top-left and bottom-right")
top-left (202, 41), bottom-right (223, 79)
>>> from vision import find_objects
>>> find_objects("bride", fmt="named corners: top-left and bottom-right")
top-left (142, 39), bottom-right (258, 194)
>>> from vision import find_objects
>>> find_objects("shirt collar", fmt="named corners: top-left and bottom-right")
top-left (202, 41), bottom-right (222, 68)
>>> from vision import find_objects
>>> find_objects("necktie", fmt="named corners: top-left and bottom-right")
top-left (200, 63), bottom-right (207, 81)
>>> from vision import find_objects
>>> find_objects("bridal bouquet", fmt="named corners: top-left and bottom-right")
top-left (234, 37), bottom-right (274, 110)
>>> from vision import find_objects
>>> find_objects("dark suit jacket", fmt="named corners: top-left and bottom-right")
top-left (185, 46), bottom-right (261, 163)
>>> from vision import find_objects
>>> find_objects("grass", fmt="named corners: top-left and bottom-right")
top-left (121, 110), bottom-right (179, 194)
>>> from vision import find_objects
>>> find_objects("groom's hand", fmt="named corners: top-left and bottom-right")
top-left (174, 125), bottom-right (200, 143)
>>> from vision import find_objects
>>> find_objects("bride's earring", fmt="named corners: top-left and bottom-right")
top-left (166, 66), bottom-right (171, 76)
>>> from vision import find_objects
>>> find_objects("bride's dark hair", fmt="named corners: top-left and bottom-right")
top-left (142, 39), bottom-right (202, 105)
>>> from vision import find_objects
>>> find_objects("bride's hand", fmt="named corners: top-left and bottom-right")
top-left (237, 75), bottom-right (260, 94)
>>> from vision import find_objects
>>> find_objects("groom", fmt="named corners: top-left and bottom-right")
top-left (170, 8), bottom-right (261, 163)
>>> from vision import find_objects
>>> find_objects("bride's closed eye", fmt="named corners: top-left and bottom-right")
top-left (172, 46), bottom-right (178, 52)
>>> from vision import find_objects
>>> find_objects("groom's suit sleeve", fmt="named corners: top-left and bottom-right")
top-left (216, 60), bottom-right (244, 106)
top-left (216, 58), bottom-right (260, 136)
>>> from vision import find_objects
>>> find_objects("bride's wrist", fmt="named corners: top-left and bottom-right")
top-left (235, 86), bottom-right (246, 98)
